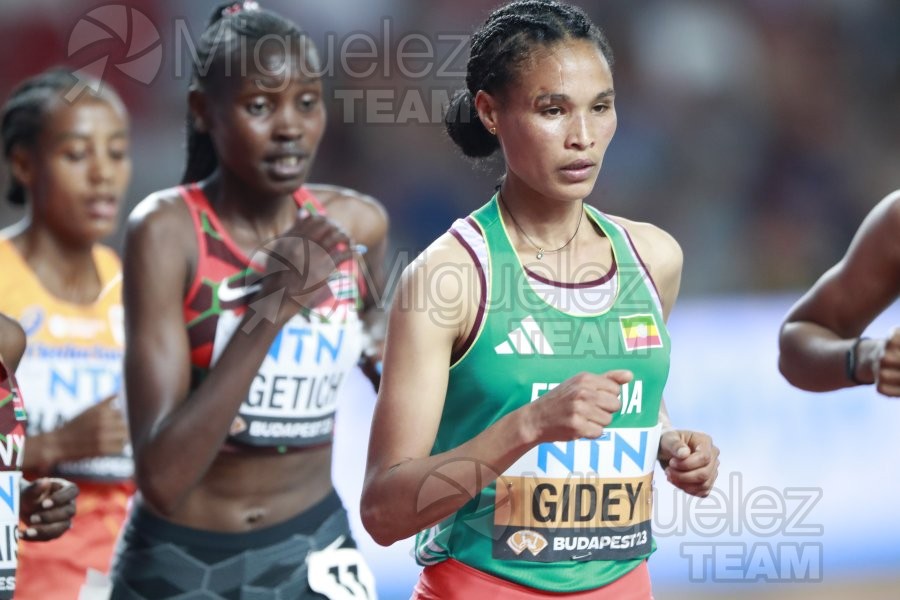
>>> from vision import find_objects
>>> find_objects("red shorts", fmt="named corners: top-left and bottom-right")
top-left (412, 559), bottom-right (653, 600)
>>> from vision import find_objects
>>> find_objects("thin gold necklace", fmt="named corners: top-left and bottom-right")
top-left (498, 191), bottom-right (584, 260)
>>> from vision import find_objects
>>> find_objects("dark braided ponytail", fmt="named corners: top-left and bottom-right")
top-left (445, 0), bottom-right (613, 158)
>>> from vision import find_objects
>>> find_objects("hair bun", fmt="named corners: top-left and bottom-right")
top-left (444, 89), bottom-right (500, 158)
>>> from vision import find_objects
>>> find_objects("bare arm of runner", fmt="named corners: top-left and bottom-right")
top-left (780, 190), bottom-right (900, 394)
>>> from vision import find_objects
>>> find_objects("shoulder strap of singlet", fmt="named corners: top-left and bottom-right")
top-left (0, 239), bottom-right (23, 294)
top-left (0, 353), bottom-right (25, 417)
top-left (585, 206), bottom-right (663, 314)
top-left (294, 187), bottom-right (326, 216)
top-left (178, 184), bottom-right (215, 307)
top-left (297, 187), bottom-right (372, 305)
top-left (0, 238), bottom-right (15, 263)
top-left (92, 244), bottom-right (123, 301)
top-left (449, 216), bottom-right (489, 279)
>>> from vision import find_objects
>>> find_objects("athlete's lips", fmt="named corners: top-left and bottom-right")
top-left (559, 159), bottom-right (597, 183)
top-left (561, 159), bottom-right (596, 171)
top-left (264, 150), bottom-right (310, 180)
top-left (264, 143), bottom-right (310, 162)
top-left (85, 194), bottom-right (119, 219)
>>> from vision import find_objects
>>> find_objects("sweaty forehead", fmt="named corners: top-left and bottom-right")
top-left (41, 95), bottom-right (128, 141)
top-left (513, 40), bottom-right (612, 97)
top-left (222, 38), bottom-right (322, 92)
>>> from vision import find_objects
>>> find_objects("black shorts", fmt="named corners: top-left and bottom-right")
top-left (109, 490), bottom-right (375, 599)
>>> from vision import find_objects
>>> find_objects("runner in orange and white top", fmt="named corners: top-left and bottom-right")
top-left (0, 68), bottom-right (132, 599)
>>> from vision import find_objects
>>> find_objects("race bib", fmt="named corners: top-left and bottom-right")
top-left (493, 425), bottom-right (660, 563)
top-left (213, 310), bottom-right (362, 448)
top-left (0, 471), bottom-right (20, 600)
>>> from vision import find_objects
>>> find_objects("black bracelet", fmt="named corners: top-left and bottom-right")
top-left (845, 337), bottom-right (868, 385)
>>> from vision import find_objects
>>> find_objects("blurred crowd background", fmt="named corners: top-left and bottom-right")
top-left (2, 1), bottom-right (899, 598)
top-left (3, 0), bottom-right (899, 296)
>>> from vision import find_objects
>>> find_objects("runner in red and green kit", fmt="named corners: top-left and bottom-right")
top-left (0, 314), bottom-right (79, 599)
top-left (362, 2), bottom-right (720, 598)
top-left (0, 321), bottom-right (28, 599)
top-left (109, 3), bottom-right (388, 598)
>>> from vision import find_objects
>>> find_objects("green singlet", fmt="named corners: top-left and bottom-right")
top-left (415, 195), bottom-right (671, 593)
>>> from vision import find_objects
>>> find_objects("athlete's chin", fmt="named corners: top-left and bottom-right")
top-left (258, 175), bottom-right (307, 197)
top-left (73, 221), bottom-right (116, 244)
top-left (550, 179), bottom-right (598, 202)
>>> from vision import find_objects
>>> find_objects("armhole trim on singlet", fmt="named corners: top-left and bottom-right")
top-left (294, 187), bottom-right (368, 306)
top-left (611, 216), bottom-right (664, 315)
top-left (449, 217), bottom-right (489, 367)
top-left (178, 184), bottom-right (208, 309)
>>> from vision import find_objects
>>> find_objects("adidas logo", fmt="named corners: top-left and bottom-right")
top-left (494, 316), bottom-right (554, 355)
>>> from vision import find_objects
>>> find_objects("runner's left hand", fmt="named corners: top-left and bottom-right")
top-left (19, 477), bottom-right (78, 541)
top-left (659, 430), bottom-right (719, 497)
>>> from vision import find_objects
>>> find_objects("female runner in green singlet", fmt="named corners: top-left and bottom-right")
top-left (362, 2), bottom-right (719, 598)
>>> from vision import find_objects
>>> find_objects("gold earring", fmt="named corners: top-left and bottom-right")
top-left (489, 127), bottom-right (497, 135)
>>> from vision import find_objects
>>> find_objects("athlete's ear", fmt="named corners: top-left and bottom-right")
top-left (474, 90), bottom-right (499, 137)
top-left (188, 86), bottom-right (209, 133)
top-left (8, 145), bottom-right (35, 192)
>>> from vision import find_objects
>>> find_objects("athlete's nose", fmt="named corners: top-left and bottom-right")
top-left (566, 113), bottom-right (595, 151)
top-left (88, 148), bottom-right (114, 184)
top-left (272, 104), bottom-right (303, 142)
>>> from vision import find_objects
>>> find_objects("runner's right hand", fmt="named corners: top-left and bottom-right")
top-left (55, 394), bottom-right (129, 459)
top-left (865, 328), bottom-right (900, 396)
top-left (256, 214), bottom-right (354, 320)
top-left (524, 370), bottom-right (631, 443)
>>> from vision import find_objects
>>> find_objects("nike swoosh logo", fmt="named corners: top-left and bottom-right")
top-left (217, 279), bottom-right (263, 303)
top-left (572, 552), bottom-right (593, 560)
top-left (324, 534), bottom-right (347, 551)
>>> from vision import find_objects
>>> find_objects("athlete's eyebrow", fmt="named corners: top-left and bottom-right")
top-left (54, 130), bottom-right (129, 142)
top-left (245, 73), bottom-right (322, 93)
top-left (535, 89), bottom-right (616, 105)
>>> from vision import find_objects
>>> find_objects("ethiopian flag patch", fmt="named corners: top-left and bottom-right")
top-left (619, 314), bottom-right (663, 351)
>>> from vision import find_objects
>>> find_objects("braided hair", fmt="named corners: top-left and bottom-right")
top-left (1, 68), bottom-right (113, 205)
top-left (445, 0), bottom-right (614, 158)
top-left (182, 2), bottom-right (309, 184)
